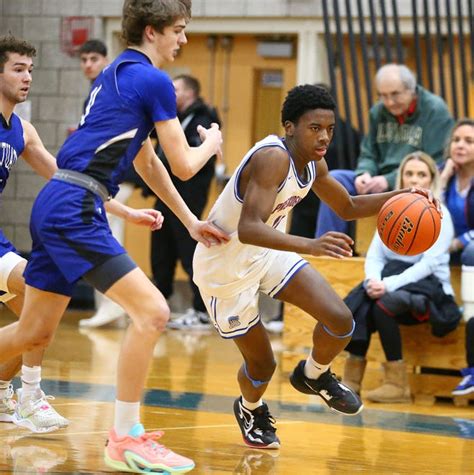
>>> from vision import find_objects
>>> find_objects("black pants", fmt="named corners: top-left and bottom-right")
top-left (150, 207), bottom-right (206, 312)
top-left (467, 317), bottom-right (474, 367)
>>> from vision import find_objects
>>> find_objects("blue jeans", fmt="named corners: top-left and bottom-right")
top-left (315, 169), bottom-right (356, 237)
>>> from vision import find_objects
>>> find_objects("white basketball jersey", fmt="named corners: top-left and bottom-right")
top-left (193, 135), bottom-right (316, 298)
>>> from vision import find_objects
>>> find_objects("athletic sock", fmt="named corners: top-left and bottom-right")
top-left (241, 396), bottom-right (263, 411)
top-left (21, 365), bottom-right (41, 398)
top-left (304, 354), bottom-right (330, 380)
top-left (114, 400), bottom-right (140, 437)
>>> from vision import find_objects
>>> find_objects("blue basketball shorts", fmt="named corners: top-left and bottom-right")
top-left (24, 180), bottom-right (129, 296)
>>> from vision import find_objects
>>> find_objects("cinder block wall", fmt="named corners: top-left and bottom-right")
top-left (0, 0), bottom-right (326, 251)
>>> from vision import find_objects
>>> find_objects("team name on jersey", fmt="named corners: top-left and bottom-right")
top-left (272, 195), bottom-right (302, 213)
top-left (0, 142), bottom-right (18, 170)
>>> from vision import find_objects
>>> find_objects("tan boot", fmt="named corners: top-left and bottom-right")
top-left (342, 355), bottom-right (367, 394)
top-left (366, 360), bottom-right (411, 403)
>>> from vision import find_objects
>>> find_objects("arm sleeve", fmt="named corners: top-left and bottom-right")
top-left (382, 168), bottom-right (398, 191)
top-left (355, 111), bottom-right (379, 177)
top-left (382, 206), bottom-right (454, 292)
top-left (134, 68), bottom-right (177, 122)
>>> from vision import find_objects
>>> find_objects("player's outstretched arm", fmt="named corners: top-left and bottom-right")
top-left (154, 118), bottom-right (222, 180)
top-left (21, 120), bottom-right (57, 179)
top-left (133, 138), bottom-right (229, 247)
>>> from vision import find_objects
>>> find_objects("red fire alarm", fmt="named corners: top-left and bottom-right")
top-left (60, 16), bottom-right (94, 57)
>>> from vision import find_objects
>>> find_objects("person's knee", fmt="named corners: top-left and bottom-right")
top-left (245, 357), bottom-right (276, 382)
top-left (324, 304), bottom-right (354, 337)
top-left (461, 242), bottom-right (474, 266)
top-left (19, 327), bottom-right (54, 352)
top-left (133, 301), bottom-right (170, 334)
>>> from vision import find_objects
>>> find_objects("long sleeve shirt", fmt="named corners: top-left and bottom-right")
top-left (364, 204), bottom-right (455, 295)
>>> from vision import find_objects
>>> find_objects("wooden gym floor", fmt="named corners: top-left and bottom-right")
top-left (0, 307), bottom-right (473, 474)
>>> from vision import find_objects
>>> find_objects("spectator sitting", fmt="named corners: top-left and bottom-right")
top-left (342, 152), bottom-right (461, 403)
top-left (440, 119), bottom-right (474, 396)
top-left (315, 63), bottom-right (454, 239)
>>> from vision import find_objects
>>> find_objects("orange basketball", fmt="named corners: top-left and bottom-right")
top-left (377, 192), bottom-right (441, 256)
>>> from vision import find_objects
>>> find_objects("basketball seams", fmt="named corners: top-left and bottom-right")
top-left (377, 193), bottom-right (441, 256)
top-left (384, 195), bottom-right (425, 249)
top-left (405, 206), bottom-right (431, 255)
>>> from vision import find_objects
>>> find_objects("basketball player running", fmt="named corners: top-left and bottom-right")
top-left (0, 35), bottom-right (167, 434)
top-left (193, 85), bottom-right (437, 449)
top-left (0, 1), bottom-right (228, 473)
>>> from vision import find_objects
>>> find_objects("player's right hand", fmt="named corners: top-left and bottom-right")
top-left (197, 123), bottom-right (223, 159)
top-left (310, 231), bottom-right (353, 259)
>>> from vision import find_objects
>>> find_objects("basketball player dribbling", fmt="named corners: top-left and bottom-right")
top-left (0, 1), bottom-right (228, 473)
top-left (193, 84), bottom-right (438, 449)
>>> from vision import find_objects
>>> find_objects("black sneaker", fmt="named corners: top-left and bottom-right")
top-left (233, 397), bottom-right (280, 449)
top-left (289, 360), bottom-right (363, 416)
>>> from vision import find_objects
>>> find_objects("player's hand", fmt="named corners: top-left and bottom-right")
top-left (409, 186), bottom-right (442, 215)
top-left (365, 279), bottom-right (386, 299)
top-left (449, 237), bottom-right (464, 253)
top-left (310, 232), bottom-right (353, 259)
top-left (127, 209), bottom-right (164, 231)
top-left (188, 219), bottom-right (230, 247)
top-left (355, 172), bottom-right (372, 194)
top-left (364, 175), bottom-right (389, 193)
top-left (197, 123), bottom-right (223, 161)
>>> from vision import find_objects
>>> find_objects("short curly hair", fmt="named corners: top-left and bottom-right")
top-left (0, 35), bottom-right (36, 72)
top-left (281, 84), bottom-right (336, 125)
top-left (122, 0), bottom-right (192, 46)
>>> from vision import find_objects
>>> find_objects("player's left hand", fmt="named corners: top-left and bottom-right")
top-left (409, 186), bottom-right (442, 215)
top-left (365, 279), bottom-right (386, 299)
top-left (127, 209), bottom-right (164, 231)
top-left (189, 220), bottom-right (230, 247)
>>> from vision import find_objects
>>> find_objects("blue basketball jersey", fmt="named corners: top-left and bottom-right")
top-left (56, 49), bottom-right (177, 197)
top-left (0, 113), bottom-right (24, 194)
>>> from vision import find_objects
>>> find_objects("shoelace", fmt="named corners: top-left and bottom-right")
top-left (137, 431), bottom-right (171, 457)
top-left (3, 384), bottom-right (14, 400)
top-left (253, 407), bottom-right (277, 433)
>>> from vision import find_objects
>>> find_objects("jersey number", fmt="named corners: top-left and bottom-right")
top-left (79, 85), bottom-right (102, 127)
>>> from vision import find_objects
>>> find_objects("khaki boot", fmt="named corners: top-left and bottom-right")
top-left (342, 356), bottom-right (367, 394)
top-left (366, 360), bottom-right (411, 403)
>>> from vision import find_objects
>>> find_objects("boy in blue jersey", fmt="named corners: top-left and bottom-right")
top-left (0, 35), bottom-right (71, 433)
top-left (0, 1), bottom-right (227, 473)
top-left (0, 35), bottom-right (166, 434)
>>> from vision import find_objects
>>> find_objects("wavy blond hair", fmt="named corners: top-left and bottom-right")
top-left (395, 151), bottom-right (441, 198)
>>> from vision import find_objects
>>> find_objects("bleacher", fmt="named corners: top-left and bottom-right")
top-left (281, 219), bottom-right (473, 406)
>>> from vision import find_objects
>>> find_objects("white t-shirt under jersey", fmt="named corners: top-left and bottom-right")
top-left (193, 134), bottom-right (316, 298)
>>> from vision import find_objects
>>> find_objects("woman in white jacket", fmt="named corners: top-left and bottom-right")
top-left (342, 151), bottom-right (459, 403)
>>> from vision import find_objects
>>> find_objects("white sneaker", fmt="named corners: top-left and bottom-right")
top-left (0, 385), bottom-right (16, 422)
top-left (13, 389), bottom-right (69, 433)
top-left (263, 317), bottom-right (284, 334)
top-left (168, 308), bottom-right (211, 330)
top-left (79, 297), bottom-right (126, 328)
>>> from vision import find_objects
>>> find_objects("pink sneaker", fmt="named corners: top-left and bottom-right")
top-left (104, 423), bottom-right (195, 473)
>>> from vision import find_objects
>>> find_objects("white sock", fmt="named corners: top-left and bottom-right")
top-left (114, 400), bottom-right (140, 437)
top-left (21, 365), bottom-right (41, 398)
top-left (304, 355), bottom-right (330, 380)
top-left (0, 379), bottom-right (11, 399)
top-left (241, 396), bottom-right (263, 411)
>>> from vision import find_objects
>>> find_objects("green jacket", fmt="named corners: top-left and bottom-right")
top-left (355, 86), bottom-right (454, 189)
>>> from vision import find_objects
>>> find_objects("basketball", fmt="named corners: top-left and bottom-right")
top-left (377, 192), bottom-right (441, 256)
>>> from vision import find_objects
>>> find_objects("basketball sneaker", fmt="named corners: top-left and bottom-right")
top-left (104, 423), bottom-right (195, 474)
top-left (168, 308), bottom-right (211, 330)
top-left (289, 360), bottom-right (363, 416)
top-left (233, 397), bottom-right (280, 449)
top-left (452, 367), bottom-right (474, 396)
top-left (0, 384), bottom-right (16, 422)
top-left (13, 388), bottom-right (69, 433)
